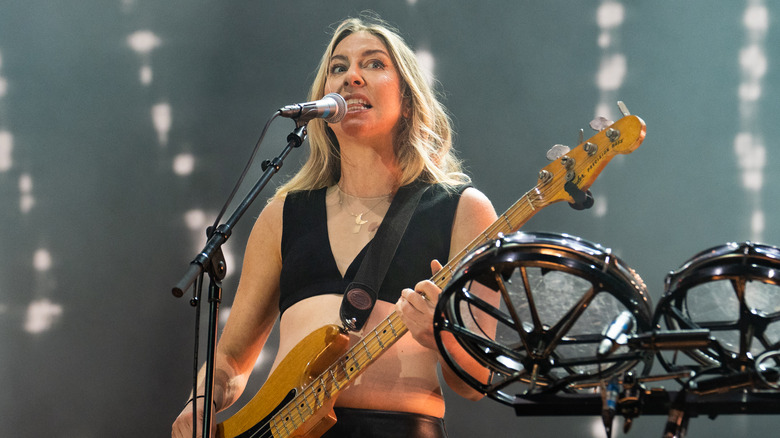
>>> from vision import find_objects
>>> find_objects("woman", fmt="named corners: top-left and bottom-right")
top-left (172, 15), bottom-right (497, 438)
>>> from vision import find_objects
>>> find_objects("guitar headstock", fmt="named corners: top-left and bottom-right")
top-left (536, 107), bottom-right (646, 207)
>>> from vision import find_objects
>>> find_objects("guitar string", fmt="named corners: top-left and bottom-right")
top-left (250, 187), bottom-right (551, 438)
top-left (247, 178), bottom-right (571, 437)
top-left (253, 313), bottom-right (407, 438)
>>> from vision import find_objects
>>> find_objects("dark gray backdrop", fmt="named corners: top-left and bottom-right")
top-left (1, 1), bottom-right (778, 437)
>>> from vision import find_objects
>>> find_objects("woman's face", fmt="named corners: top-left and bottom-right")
top-left (323, 31), bottom-right (404, 144)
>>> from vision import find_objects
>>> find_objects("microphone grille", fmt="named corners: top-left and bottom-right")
top-left (324, 93), bottom-right (347, 123)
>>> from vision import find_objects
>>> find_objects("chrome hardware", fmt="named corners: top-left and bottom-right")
top-left (538, 170), bottom-right (553, 184)
top-left (546, 144), bottom-right (570, 161)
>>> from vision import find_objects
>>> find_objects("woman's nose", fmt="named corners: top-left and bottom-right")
top-left (343, 66), bottom-right (363, 87)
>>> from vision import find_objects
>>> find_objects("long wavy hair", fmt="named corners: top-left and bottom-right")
top-left (274, 15), bottom-right (468, 199)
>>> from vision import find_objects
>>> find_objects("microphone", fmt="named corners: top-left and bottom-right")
top-left (600, 377), bottom-right (620, 438)
top-left (597, 310), bottom-right (636, 358)
top-left (624, 329), bottom-right (712, 351)
top-left (278, 93), bottom-right (347, 124)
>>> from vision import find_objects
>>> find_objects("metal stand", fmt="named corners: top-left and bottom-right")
top-left (172, 123), bottom-right (307, 437)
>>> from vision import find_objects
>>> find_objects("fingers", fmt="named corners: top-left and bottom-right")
top-left (399, 288), bottom-right (429, 310)
top-left (431, 259), bottom-right (443, 275)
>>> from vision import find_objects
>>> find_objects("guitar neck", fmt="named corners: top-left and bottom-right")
top-left (432, 185), bottom-right (550, 288)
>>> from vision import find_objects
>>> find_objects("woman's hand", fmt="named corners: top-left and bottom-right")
top-left (171, 396), bottom-right (215, 438)
top-left (396, 260), bottom-right (443, 350)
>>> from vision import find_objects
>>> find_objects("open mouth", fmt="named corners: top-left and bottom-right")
top-left (346, 98), bottom-right (372, 110)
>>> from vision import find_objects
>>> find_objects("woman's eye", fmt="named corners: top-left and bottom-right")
top-left (329, 64), bottom-right (347, 74)
top-left (366, 60), bottom-right (385, 69)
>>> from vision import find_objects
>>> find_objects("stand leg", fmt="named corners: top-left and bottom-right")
top-left (203, 277), bottom-right (222, 437)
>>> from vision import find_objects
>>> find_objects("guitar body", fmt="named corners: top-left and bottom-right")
top-left (217, 324), bottom-right (349, 438)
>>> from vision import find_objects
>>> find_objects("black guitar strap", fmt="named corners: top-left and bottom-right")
top-left (339, 180), bottom-right (430, 332)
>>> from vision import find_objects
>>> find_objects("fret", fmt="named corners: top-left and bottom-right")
top-left (280, 413), bottom-right (292, 436)
top-left (387, 318), bottom-right (398, 337)
top-left (329, 369), bottom-right (341, 389)
top-left (525, 193), bottom-right (536, 210)
top-left (294, 400), bottom-right (306, 425)
top-left (373, 328), bottom-right (385, 349)
top-left (360, 339), bottom-right (373, 360)
top-left (502, 213), bottom-right (513, 231)
top-left (340, 359), bottom-right (350, 380)
top-left (301, 389), bottom-right (314, 413)
top-left (349, 350), bottom-right (362, 371)
top-left (311, 385), bottom-right (323, 408)
top-left (271, 417), bottom-right (283, 437)
top-left (319, 376), bottom-right (331, 400)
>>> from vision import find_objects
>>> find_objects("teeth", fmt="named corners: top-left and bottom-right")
top-left (346, 98), bottom-right (371, 108)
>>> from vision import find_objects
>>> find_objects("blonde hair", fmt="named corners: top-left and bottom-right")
top-left (274, 14), bottom-right (468, 199)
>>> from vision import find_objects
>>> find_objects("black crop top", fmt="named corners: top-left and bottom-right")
top-left (278, 182), bottom-right (468, 316)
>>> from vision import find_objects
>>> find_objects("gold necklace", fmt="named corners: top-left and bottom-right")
top-left (336, 185), bottom-right (391, 233)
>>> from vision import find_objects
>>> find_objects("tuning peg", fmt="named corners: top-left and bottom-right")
top-left (589, 116), bottom-right (614, 132)
top-left (546, 144), bottom-right (570, 161)
top-left (617, 101), bottom-right (630, 116)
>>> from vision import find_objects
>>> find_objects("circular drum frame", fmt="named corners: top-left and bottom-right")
top-left (654, 241), bottom-right (780, 378)
top-left (434, 232), bottom-right (654, 405)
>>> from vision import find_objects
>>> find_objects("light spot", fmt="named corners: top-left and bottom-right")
top-left (415, 49), bottom-right (435, 87)
top-left (33, 248), bottom-right (52, 272)
top-left (19, 173), bottom-right (35, 213)
top-left (733, 132), bottom-right (766, 172)
top-left (744, 4), bottom-right (769, 32)
top-left (596, 54), bottom-right (626, 91)
top-left (593, 195), bottom-right (608, 218)
top-left (739, 45), bottom-right (767, 78)
top-left (752, 210), bottom-right (765, 235)
top-left (742, 170), bottom-right (763, 191)
top-left (24, 298), bottom-right (63, 334)
top-left (738, 81), bottom-right (762, 101)
top-left (184, 209), bottom-right (207, 230)
top-left (20, 194), bottom-right (35, 214)
top-left (121, 0), bottom-right (137, 11)
top-left (19, 173), bottom-right (32, 193)
top-left (597, 31), bottom-right (611, 49)
top-left (0, 130), bottom-right (12, 172)
top-left (173, 153), bottom-right (195, 176)
top-left (152, 102), bottom-right (172, 146)
top-left (127, 30), bottom-right (161, 55)
top-left (596, 1), bottom-right (625, 29)
top-left (140, 65), bottom-right (153, 86)
top-left (0, 76), bottom-right (7, 97)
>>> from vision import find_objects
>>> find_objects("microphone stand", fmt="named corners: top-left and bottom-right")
top-left (172, 121), bottom-right (308, 438)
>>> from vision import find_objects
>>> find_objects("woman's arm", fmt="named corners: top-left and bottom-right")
top-left (172, 197), bottom-right (284, 437)
top-left (398, 187), bottom-right (499, 400)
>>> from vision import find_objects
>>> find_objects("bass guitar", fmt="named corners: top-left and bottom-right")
top-left (217, 109), bottom-right (647, 438)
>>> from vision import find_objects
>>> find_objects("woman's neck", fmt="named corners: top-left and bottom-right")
top-left (337, 140), bottom-right (402, 197)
